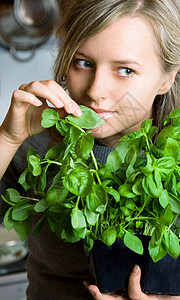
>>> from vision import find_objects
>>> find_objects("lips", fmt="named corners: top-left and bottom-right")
top-left (89, 107), bottom-right (117, 120)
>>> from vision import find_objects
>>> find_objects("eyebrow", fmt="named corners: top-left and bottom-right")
top-left (112, 59), bottom-right (143, 67)
top-left (75, 51), bottom-right (143, 67)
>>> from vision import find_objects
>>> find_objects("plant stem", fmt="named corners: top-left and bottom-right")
top-left (124, 169), bottom-right (140, 183)
top-left (76, 196), bottom-right (80, 207)
top-left (67, 121), bottom-right (85, 134)
top-left (67, 119), bottom-right (99, 172)
top-left (90, 169), bottom-right (102, 185)
top-left (90, 150), bottom-right (99, 171)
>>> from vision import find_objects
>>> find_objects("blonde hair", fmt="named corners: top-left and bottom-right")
top-left (54, 0), bottom-right (180, 131)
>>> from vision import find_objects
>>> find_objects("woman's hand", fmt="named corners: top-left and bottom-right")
top-left (0, 80), bottom-right (82, 146)
top-left (84, 265), bottom-right (180, 300)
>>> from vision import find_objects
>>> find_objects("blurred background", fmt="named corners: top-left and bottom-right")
top-left (0, 0), bottom-right (61, 124)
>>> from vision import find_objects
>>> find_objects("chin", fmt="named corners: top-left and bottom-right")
top-left (90, 124), bottom-right (117, 140)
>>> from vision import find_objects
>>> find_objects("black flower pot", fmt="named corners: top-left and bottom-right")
top-left (88, 239), bottom-right (143, 294)
top-left (142, 252), bottom-right (180, 296)
top-left (88, 237), bottom-right (180, 296)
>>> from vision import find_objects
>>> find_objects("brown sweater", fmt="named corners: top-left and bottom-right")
top-left (0, 131), bottom-right (114, 300)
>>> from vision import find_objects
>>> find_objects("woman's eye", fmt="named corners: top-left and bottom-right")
top-left (74, 59), bottom-right (92, 69)
top-left (117, 68), bottom-right (134, 77)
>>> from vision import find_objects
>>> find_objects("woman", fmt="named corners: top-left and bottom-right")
top-left (0, 0), bottom-right (180, 299)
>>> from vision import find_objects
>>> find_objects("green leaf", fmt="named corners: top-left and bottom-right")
top-left (28, 154), bottom-right (42, 176)
top-left (63, 166), bottom-right (93, 197)
top-left (120, 206), bottom-right (130, 217)
top-left (75, 134), bottom-right (94, 160)
top-left (12, 203), bottom-right (32, 221)
top-left (32, 215), bottom-right (46, 235)
top-left (27, 147), bottom-right (37, 160)
top-left (159, 189), bottom-right (170, 208)
top-left (106, 149), bottom-right (122, 172)
top-left (105, 186), bottom-right (120, 202)
top-left (2, 188), bottom-right (22, 205)
top-left (73, 227), bottom-right (86, 239)
top-left (165, 173), bottom-right (177, 196)
top-left (132, 180), bottom-right (144, 195)
top-left (84, 237), bottom-right (94, 251)
top-left (45, 146), bottom-right (62, 160)
top-left (148, 228), bottom-right (167, 262)
top-left (66, 105), bottom-right (105, 129)
top-left (64, 126), bottom-right (82, 145)
top-left (166, 108), bottom-right (180, 126)
top-left (147, 126), bottom-right (158, 139)
top-left (41, 109), bottom-right (59, 128)
top-left (142, 171), bottom-right (163, 198)
top-left (3, 208), bottom-right (13, 231)
top-left (84, 206), bottom-right (99, 226)
top-left (55, 120), bottom-right (70, 136)
top-left (125, 199), bottom-right (136, 210)
top-left (140, 119), bottom-right (153, 134)
top-left (24, 170), bottom-right (37, 189)
top-left (169, 194), bottom-right (180, 214)
top-left (156, 125), bottom-right (180, 149)
top-left (140, 153), bottom-right (154, 176)
top-left (34, 172), bottom-right (47, 196)
top-left (124, 146), bottom-right (137, 168)
top-left (155, 157), bottom-right (175, 180)
top-left (34, 199), bottom-right (48, 213)
top-left (86, 185), bottom-right (107, 213)
top-left (163, 231), bottom-right (180, 258)
top-left (118, 184), bottom-right (136, 198)
top-left (18, 169), bottom-right (31, 191)
top-left (71, 207), bottom-right (86, 229)
top-left (101, 227), bottom-right (117, 246)
top-left (164, 138), bottom-right (180, 161)
top-left (159, 204), bottom-right (174, 226)
top-left (124, 232), bottom-right (143, 255)
top-left (13, 216), bottom-right (32, 241)
top-left (46, 181), bottom-right (69, 205)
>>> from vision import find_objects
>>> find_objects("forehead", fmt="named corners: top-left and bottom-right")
top-left (77, 16), bottom-right (160, 65)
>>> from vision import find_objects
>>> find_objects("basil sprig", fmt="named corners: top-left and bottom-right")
top-left (2, 106), bottom-right (180, 262)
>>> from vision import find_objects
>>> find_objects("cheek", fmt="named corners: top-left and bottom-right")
top-left (66, 70), bottom-right (87, 98)
top-left (123, 77), bottom-right (162, 111)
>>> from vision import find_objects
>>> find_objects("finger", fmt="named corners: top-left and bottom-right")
top-left (12, 88), bottom-right (43, 108)
top-left (83, 281), bottom-right (126, 300)
top-left (19, 82), bottom-right (63, 108)
top-left (22, 80), bottom-right (82, 116)
top-left (128, 265), bottom-right (148, 300)
top-left (40, 80), bottom-right (82, 116)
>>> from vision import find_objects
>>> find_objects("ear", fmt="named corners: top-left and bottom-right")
top-left (157, 68), bottom-right (179, 95)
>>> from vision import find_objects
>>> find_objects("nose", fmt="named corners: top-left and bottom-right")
top-left (86, 68), bottom-right (110, 103)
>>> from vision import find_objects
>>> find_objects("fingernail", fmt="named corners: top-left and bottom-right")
top-left (83, 281), bottom-right (88, 288)
top-left (88, 287), bottom-right (95, 297)
top-left (56, 99), bottom-right (64, 108)
top-left (35, 99), bottom-right (42, 106)
top-left (74, 107), bottom-right (82, 116)
top-left (132, 265), bottom-right (140, 275)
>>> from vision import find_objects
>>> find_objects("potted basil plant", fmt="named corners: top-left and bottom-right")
top-left (1, 106), bottom-right (180, 295)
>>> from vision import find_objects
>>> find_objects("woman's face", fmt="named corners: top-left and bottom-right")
top-left (66, 16), bottom-right (167, 146)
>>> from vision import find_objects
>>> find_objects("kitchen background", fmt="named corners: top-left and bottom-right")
top-left (0, 42), bottom-right (57, 124)
top-left (0, 0), bottom-right (60, 299)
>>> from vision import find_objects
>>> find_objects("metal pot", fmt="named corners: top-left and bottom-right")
top-left (0, 0), bottom-right (59, 61)
top-left (0, 224), bottom-right (28, 266)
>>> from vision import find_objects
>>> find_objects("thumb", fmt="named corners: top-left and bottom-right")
top-left (128, 265), bottom-right (147, 300)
